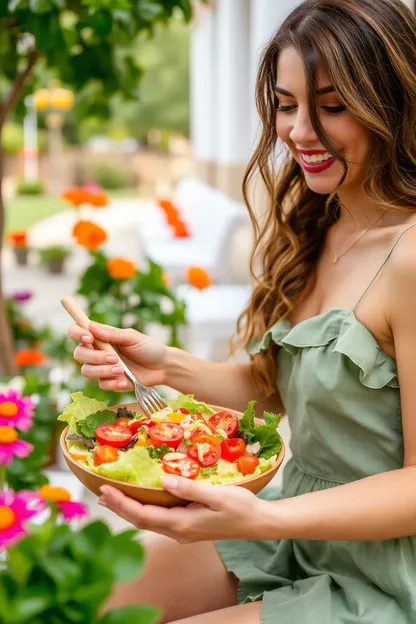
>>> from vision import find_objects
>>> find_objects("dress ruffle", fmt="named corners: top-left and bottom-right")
top-left (248, 309), bottom-right (398, 390)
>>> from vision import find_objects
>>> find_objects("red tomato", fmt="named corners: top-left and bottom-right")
top-left (114, 416), bottom-right (131, 428)
top-left (187, 433), bottom-right (221, 467)
top-left (128, 417), bottom-right (155, 435)
top-left (237, 455), bottom-right (260, 475)
top-left (177, 408), bottom-right (190, 415)
top-left (162, 453), bottom-right (201, 479)
top-left (221, 438), bottom-right (246, 462)
top-left (208, 410), bottom-right (238, 438)
top-left (149, 422), bottom-right (184, 449)
top-left (95, 424), bottom-right (132, 448)
top-left (94, 445), bottom-right (119, 466)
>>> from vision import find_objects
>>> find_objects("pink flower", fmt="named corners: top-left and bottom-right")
top-left (0, 490), bottom-right (46, 549)
top-left (0, 427), bottom-right (33, 465)
top-left (0, 389), bottom-right (34, 431)
top-left (38, 485), bottom-right (88, 522)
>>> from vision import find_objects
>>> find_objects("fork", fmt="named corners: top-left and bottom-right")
top-left (61, 296), bottom-right (168, 417)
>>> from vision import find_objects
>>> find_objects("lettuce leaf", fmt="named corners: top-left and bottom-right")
top-left (89, 446), bottom-right (165, 487)
top-left (57, 392), bottom-right (108, 435)
top-left (78, 409), bottom-right (117, 439)
top-left (238, 402), bottom-right (282, 459)
top-left (166, 394), bottom-right (215, 417)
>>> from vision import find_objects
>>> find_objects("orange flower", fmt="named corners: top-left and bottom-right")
top-left (187, 266), bottom-right (212, 290)
top-left (7, 230), bottom-right (27, 248)
top-left (171, 220), bottom-right (191, 238)
top-left (15, 349), bottom-right (46, 367)
top-left (72, 220), bottom-right (107, 250)
top-left (107, 258), bottom-right (137, 280)
top-left (61, 187), bottom-right (90, 207)
top-left (87, 192), bottom-right (109, 208)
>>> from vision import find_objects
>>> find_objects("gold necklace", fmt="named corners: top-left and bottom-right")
top-left (332, 213), bottom-right (384, 264)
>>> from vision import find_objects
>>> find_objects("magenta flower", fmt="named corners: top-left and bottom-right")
top-left (13, 290), bottom-right (33, 303)
top-left (0, 427), bottom-right (33, 465)
top-left (0, 389), bottom-right (34, 431)
top-left (38, 486), bottom-right (88, 522)
top-left (0, 490), bottom-right (46, 549)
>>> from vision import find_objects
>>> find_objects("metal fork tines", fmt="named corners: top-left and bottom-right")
top-left (118, 358), bottom-right (168, 416)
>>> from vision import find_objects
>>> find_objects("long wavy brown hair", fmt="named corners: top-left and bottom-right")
top-left (236, 0), bottom-right (416, 395)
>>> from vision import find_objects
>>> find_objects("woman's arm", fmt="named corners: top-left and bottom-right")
top-left (166, 348), bottom-right (284, 416)
top-left (257, 239), bottom-right (416, 542)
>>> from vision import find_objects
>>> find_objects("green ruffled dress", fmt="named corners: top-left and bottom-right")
top-left (215, 225), bottom-right (416, 624)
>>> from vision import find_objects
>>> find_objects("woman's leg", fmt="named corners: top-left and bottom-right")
top-left (168, 601), bottom-right (262, 624)
top-left (106, 532), bottom-right (239, 623)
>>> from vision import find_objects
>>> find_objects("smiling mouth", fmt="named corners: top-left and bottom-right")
top-left (298, 150), bottom-right (336, 174)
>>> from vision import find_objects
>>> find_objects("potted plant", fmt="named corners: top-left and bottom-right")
top-left (7, 230), bottom-right (29, 266)
top-left (38, 245), bottom-right (71, 275)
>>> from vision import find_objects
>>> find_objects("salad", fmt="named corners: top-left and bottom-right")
top-left (58, 392), bottom-right (282, 488)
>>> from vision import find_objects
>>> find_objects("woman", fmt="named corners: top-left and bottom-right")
top-left (68, 0), bottom-right (416, 622)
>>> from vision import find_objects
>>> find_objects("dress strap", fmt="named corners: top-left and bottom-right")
top-left (353, 222), bottom-right (416, 311)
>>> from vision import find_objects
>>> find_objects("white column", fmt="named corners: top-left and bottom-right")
top-left (190, 4), bottom-right (216, 172)
top-left (249, 0), bottom-right (302, 148)
top-left (215, 0), bottom-right (251, 167)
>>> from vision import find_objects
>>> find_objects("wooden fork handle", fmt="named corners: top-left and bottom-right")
top-left (61, 296), bottom-right (118, 357)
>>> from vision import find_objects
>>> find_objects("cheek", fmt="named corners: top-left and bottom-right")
top-left (276, 114), bottom-right (292, 144)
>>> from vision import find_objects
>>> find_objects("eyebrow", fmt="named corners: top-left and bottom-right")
top-left (274, 85), bottom-right (335, 96)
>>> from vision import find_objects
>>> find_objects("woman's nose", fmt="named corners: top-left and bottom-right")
top-left (289, 110), bottom-right (317, 146)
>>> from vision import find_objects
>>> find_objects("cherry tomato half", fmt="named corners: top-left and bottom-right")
top-left (177, 407), bottom-right (190, 415)
top-left (162, 453), bottom-right (200, 479)
top-left (114, 416), bottom-right (131, 428)
top-left (149, 422), bottom-right (184, 450)
top-left (187, 433), bottom-right (221, 467)
top-left (221, 438), bottom-right (246, 462)
top-left (95, 424), bottom-right (132, 448)
top-left (94, 445), bottom-right (119, 466)
top-left (237, 455), bottom-right (260, 476)
top-left (208, 410), bottom-right (238, 438)
top-left (128, 417), bottom-right (154, 435)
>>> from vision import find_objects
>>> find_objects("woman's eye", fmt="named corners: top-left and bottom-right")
top-left (276, 104), bottom-right (296, 112)
top-left (322, 105), bottom-right (346, 114)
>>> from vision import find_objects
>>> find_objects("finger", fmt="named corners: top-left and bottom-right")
top-left (74, 345), bottom-right (119, 366)
top-left (68, 322), bottom-right (93, 345)
top-left (89, 322), bottom-right (142, 347)
top-left (99, 486), bottom-right (173, 529)
top-left (81, 363), bottom-right (125, 379)
top-left (161, 475), bottom-right (223, 510)
top-left (99, 378), bottom-right (130, 391)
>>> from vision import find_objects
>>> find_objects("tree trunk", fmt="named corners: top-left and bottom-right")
top-left (0, 144), bottom-right (17, 376)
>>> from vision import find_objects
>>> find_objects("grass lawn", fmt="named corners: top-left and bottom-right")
top-left (4, 188), bottom-right (140, 233)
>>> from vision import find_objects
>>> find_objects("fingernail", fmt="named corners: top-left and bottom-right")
top-left (100, 485), bottom-right (111, 495)
top-left (162, 475), bottom-right (179, 489)
top-left (111, 366), bottom-right (124, 374)
top-left (82, 335), bottom-right (92, 343)
top-left (117, 381), bottom-right (127, 389)
top-left (98, 497), bottom-right (107, 507)
top-left (106, 355), bottom-right (119, 364)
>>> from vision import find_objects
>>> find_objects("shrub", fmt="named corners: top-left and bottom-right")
top-left (91, 161), bottom-right (129, 190)
top-left (16, 178), bottom-right (44, 196)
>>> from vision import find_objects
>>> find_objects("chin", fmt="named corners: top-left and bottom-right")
top-left (303, 174), bottom-right (340, 195)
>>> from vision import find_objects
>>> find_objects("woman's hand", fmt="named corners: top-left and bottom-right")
top-left (68, 321), bottom-right (169, 391)
top-left (98, 477), bottom-right (266, 543)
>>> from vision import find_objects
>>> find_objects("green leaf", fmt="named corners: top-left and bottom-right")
top-left (40, 554), bottom-right (81, 589)
top-left (237, 401), bottom-right (256, 444)
top-left (71, 520), bottom-right (111, 559)
top-left (7, 547), bottom-right (34, 585)
top-left (78, 409), bottom-right (117, 439)
top-left (100, 529), bottom-right (145, 584)
top-left (100, 605), bottom-right (160, 624)
top-left (255, 412), bottom-right (282, 459)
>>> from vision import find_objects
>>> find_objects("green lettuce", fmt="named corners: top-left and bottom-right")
top-left (166, 394), bottom-right (215, 417)
top-left (57, 392), bottom-right (108, 435)
top-left (89, 446), bottom-right (165, 487)
top-left (238, 401), bottom-right (282, 459)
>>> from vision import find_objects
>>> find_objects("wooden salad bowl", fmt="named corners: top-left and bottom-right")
top-left (60, 402), bottom-right (286, 507)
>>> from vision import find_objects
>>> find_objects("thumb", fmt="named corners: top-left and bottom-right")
top-left (89, 321), bottom-right (142, 346)
top-left (161, 475), bottom-right (222, 509)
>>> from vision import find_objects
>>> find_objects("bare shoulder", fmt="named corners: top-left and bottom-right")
top-left (385, 224), bottom-right (416, 324)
